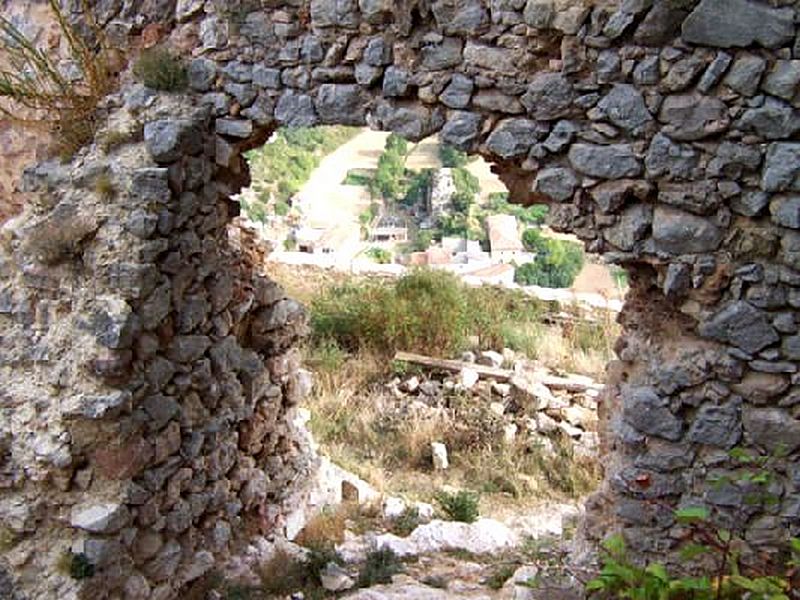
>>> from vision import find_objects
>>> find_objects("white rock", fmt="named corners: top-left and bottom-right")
top-left (431, 442), bottom-right (449, 470)
top-left (502, 565), bottom-right (539, 600)
top-left (461, 351), bottom-right (477, 363)
top-left (414, 502), bottom-right (435, 522)
top-left (343, 579), bottom-right (456, 599)
top-left (510, 375), bottom-right (555, 410)
top-left (321, 562), bottom-right (355, 592)
top-left (562, 404), bottom-right (597, 429)
top-left (492, 382), bottom-right (511, 397)
top-left (410, 519), bottom-right (518, 555)
top-left (70, 503), bottom-right (130, 533)
top-left (503, 423), bottom-right (518, 444)
top-left (375, 518), bottom-right (518, 558)
top-left (336, 531), bottom-right (371, 564)
top-left (478, 350), bottom-right (504, 368)
top-left (502, 347), bottom-right (516, 364)
top-left (489, 402), bottom-right (506, 416)
top-left (459, 367), bottom-right (479, 389)
top-left (375, 533), bottom-right (418, 557)
top-left (534, 412), bottom-right (559, 433)
top-left (401, 376), bottom-right (419, 393)
top-left (557, 420), bottom-right (583, 438)
top-left (383, 497), bottom-right (407, 519)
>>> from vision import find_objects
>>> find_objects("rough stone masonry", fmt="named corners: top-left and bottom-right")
top-left (2, 0), bottom-right (800, 597)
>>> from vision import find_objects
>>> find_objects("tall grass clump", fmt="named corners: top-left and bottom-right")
top-left (0, 0), bottom-right (114, 158)
top-left (133, 47), bottom-right (188, 92)
top-left (311, 269), bottom-right (470, 357)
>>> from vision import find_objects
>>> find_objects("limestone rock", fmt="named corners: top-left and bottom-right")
top-left (521, 73), bottom-right (573, 120)
top-left (71, 503), bottom-right (131, 533)
top-left (682, 0), bottom-right (795, 49)
top-left (658, 94), bottom-right (729, 141)
top-left (743, 407), bottom-right (800, 453)
top-left (431, 442), bottom-right (449, 470)
top-left (699, 301), bottom-right (780, 354)
top-left (622, 386), bottom-right (683, 441)
top-left (568, 143), bottom-right (642, 179)
top-left (652, 206), bottom-right (723, 254)
top-left (320, 562), bottom-right (355, 592)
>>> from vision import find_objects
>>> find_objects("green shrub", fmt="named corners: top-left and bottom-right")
top-left (133, 47), bottom-right (188, 91)
top-left (435, 490), bottom-right (480, 523)
top-left (611, 266), bottom-right (629, 289)
top-left (358, 548), bottom-right (403, 587)
top-left (485, 564), bottom-right (517, 590)
top-left (311, 269), bottom-right (469, 357)
top-left (307, 337), bottom-right (347, 374)
top-left (404, 169), bottom-right (433, 207)
top-left (366, 247), bottom-right (392, 264)
top-left (305, 545), bottom-right (343, 586)
top-left (487, 193), bottom-right (548, 226)
top-left (57, 552), bottom-right (94, 580)
top-left (274, 200), bottom-right (290, 217)
top-left (390, 507), bottom-right (421, 537)
top-left (451, 167), bottom-right (479, 212)
top-left (0, 526), bottom-right (16, 553)
top-left (372, 134), bottom-right (410, 200)
top-left (344, 171), bottom-right (373, 186)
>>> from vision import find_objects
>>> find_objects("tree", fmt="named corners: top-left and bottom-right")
top-left (372, 134), bottom-right (411, 200)
top-left (522, 228), bottom-right (548, 253)
top-left (413, 230), bottom-right (434, 251)
top-left (451, 167), bottom-right (480, 213)
top-left (403, 169), bottom-right (433, 207)
top-left (515, 234), bottom-right (585, 288)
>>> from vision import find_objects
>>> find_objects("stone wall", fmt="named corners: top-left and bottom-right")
top-left (3, 0), bottom-right (800, 597)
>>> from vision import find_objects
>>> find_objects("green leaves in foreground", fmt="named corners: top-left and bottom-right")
top-left (587, 532), bottom-right (797, 600)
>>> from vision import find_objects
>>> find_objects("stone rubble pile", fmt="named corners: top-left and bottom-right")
top-left (387, 349), bottom-right (603, 463)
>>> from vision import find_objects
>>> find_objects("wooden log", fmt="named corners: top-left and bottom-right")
top-left (393, 351), bottom-right (604, 392)
top-left (393, 351), bottom-right (513, 382)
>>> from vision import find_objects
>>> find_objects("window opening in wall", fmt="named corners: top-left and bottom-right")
top-left (231, 125), bottom-right (627, 592)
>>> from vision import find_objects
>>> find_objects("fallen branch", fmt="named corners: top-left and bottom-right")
top-left (393, 351), bottom-right (513, 382)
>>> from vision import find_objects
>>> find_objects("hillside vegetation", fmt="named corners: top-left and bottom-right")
top-left (243, 126), bottom-right (359, 220)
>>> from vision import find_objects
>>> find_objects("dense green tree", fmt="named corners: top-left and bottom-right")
top-left (516, 230), bottom-right (585, 288)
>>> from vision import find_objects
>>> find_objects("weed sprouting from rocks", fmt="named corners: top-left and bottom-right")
top-left (435, 490), bottom-right (480, 523)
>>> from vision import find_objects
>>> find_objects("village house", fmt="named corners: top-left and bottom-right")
top-left (486, 214), bottom-right (525, 263)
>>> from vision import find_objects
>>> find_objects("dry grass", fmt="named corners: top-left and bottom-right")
top-left (94, 172), bottom-right (115, 200)
top-left (306, 350), bottom-right (601, 512)
top-left (0, 0), bottom-right (115, 159)
top-left (275, 266), bottom-right (610, 511)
